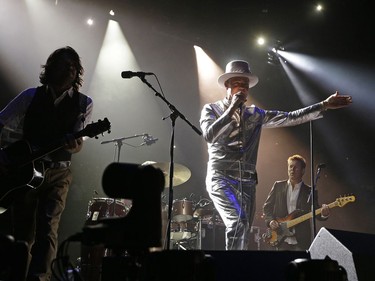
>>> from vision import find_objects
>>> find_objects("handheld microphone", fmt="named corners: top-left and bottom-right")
top-left (121, 71), bottom-right (154, 79)
top-left (317, 163), bottom-right (326, 169)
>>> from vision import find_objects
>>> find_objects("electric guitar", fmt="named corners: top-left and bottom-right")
top-left (0, 118), bottom-right (111, 213)
top-left (262, 195), bottom-right (356, 247)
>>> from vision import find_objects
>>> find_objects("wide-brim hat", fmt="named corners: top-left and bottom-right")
top-left (217, 60), bottom-right (259, 88)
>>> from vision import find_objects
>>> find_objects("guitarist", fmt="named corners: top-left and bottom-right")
top-left (0, 46), bottom-right (93, 281)
top-left (262, 154), bottom-right (330, 251)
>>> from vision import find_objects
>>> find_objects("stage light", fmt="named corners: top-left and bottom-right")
top-left (87, 18), bottom-right (94, 26)
top-left (267, 52), bottom-right (280, 65)
top-left (267, 40), bottom-right (284, 65)
top-left (257, 37), bottom-right (266, 46)
top-left (274, 40), bottom-right (285, 51)
top-left (109, 10), bottom-right (115, 16)
top-left (316, 4), bottom-right (323, 12)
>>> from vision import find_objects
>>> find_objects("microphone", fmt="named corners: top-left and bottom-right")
top-left (317, 163), bottom-right (326, 169)
top-left (141, 134), bottom-right (158, 146)
top-left (121, 71), bottom-right (154, 79)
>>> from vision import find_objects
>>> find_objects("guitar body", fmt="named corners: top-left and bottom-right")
top-left (263, 210), bottom-right (302, 246)
top-left (0, 118), bottom-right (111, 214)
top-left (0, 140), bottom-right (45, 213)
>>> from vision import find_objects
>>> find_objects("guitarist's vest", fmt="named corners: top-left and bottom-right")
top-left (23, 86), bottom-right (87, 162)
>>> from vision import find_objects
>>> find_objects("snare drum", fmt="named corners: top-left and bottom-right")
top-left (172, 199), bottom-right (193, 222)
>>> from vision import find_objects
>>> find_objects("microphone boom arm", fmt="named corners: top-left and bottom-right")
top-left (139, 77), bottom-right (202, 136)
top-left (101, 134), bottom-right (147, 144)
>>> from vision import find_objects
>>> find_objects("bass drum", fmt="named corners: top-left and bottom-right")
top-left (80, 197), bottom-right (131, 281)
top-left (85, 197), bottom-right (131, 224)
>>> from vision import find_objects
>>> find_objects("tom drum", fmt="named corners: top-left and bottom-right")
top-left (172, 199), bottom-right (193, 222)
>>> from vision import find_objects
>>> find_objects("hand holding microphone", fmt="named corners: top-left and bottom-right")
top-left (229, 91), bottom-right (246, 114)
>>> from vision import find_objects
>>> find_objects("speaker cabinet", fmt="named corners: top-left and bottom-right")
top-left (205, 250), bottom-right (310, 281)
top-left (309, 227), bottom-right (375, 281)
top-left (200, 222), bottom-right (225, 250)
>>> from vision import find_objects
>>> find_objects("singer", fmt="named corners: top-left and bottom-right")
top-left (262, 154), bottom-right (330, 251)
top-left (199, 60), bottom-right (352, 250)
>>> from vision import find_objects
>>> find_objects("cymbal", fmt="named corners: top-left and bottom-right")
top-left (142, 161), bottom-right (191, 187)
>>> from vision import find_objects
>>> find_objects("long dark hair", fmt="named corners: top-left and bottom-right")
top-left (39, 46), bottom-right (84, 92)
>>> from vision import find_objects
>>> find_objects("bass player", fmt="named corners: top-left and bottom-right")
top-left (262, 154), bottom-right (330, 251)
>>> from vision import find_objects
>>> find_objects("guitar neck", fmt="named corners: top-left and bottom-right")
top-left (286, 201), bottom-right (338, 228)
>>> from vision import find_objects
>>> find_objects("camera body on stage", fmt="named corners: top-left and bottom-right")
top-left (81, 162), bottom-right (165, 251)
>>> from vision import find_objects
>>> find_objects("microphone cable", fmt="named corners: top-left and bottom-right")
top-left (229, 105), bottom-right (245, 250)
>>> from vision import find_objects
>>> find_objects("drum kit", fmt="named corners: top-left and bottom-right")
top-left (141, 161), bottom-right (224, 250)
top-left (166, 197), bottom-right (224, 250)
top-left (79, 161), bottom-right (223, 280)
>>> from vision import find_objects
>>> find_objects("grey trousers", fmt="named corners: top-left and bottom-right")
top-left (206, 170), bottom-right (256, 250)
top-left (12, 167), bottom-right (72, 281)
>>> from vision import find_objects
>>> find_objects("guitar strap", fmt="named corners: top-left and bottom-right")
top-left (78, 92), bottom-right (88, 123)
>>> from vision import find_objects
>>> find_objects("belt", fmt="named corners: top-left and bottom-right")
top-left (226, 170), bottom-right (258, 182)
top-left (43, 161), bottom-right (71, 169)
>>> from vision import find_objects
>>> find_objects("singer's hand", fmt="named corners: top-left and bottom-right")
top-left (228, 92), bottom-right (246, 115)
top-left (322, 91), bottom-right (352, 110)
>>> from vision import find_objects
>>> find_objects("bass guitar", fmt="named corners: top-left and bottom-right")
top-left (262, 195), bottom-right (356, 247)
top-left (0, 118), bottom-right (111, 213)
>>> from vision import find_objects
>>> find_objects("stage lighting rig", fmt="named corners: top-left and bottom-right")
top-left (267, 40), bottom-right (284, 66)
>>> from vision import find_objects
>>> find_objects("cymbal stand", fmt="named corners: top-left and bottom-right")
top-left (138, 76), bottom-right (202, 249)
top-left (196, 218), bottom-right (202, 250)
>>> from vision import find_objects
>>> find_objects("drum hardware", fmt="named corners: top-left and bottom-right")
top-left (101, 133), bottom-right (157, 162)
top-left (250, 226), bottom-right (262, 251)
top-left (170, 219), bottom-right (199, 241)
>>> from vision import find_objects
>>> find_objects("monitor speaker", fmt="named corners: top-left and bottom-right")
top-left (309, 227), bottom-right (375, 281)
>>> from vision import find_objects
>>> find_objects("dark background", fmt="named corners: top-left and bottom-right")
top-left (0, 0), bottom-right (374, 257)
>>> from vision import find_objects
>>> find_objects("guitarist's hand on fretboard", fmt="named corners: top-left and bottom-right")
top-left (64, 134), bottom-right (83, 154)
top-left (321, 204), bottom-right (330, 218)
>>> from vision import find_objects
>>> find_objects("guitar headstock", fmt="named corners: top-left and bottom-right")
top-left (79, 118), bottom-right (111, 139)
top-left (336, 194), bottom-right (356, 207)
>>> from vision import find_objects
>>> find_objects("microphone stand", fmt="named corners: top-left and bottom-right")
top-left (139, 76), bottom-right (202, 249)
top-left (309, 121), bottom-right (316, 241)
top-left (101, 134), bottom-right (146, 162)
top-left (310, 120), bottom-right (328, 241)
top-left (311, 164), bottom-right (324, 239)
